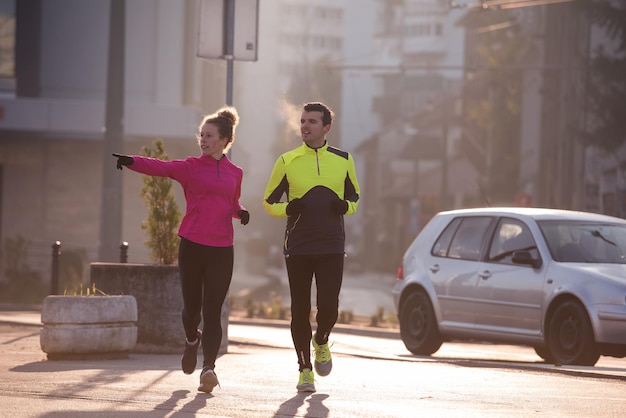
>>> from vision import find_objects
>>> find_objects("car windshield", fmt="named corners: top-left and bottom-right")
top-left (538, 221), bottom-right (626, 263)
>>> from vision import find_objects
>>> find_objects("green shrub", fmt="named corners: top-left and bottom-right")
top-left (59, 247), bottom-right (87, 292)
top-left (0, 235), bottom-right (47, 304)
top-left (338, 309), bottom-right (354, 324)
top-left (139, 139), bottom-right (182, 264)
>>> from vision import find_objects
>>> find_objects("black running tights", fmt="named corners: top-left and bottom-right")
top-left (178, 237), bottom-right (233, 370)
top-left (286, 253), bottom-right (344, 371)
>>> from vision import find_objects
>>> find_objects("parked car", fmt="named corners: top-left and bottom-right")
top-left (392, 207), bottom-right (626, 366)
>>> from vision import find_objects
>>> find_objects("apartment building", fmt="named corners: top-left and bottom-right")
top-left (0, 0), bottom-right (351, 287)
top-left (0, 0), bottom-right (227, 279)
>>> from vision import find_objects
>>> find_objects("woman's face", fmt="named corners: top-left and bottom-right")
top-left (198, 123), bottom-right (226, 158)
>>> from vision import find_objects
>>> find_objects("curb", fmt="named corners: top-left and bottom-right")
top-left (0, 309), bottom-right (400, 340)
top-left (229, 316), bottom-right (400, 340)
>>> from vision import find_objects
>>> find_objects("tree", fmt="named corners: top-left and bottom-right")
top-left (462, 9), bottom-right (526, 203)
top-left (583, 0), bottom-right (626, 152)
top-left (139, 139), bottom-right (182, 264)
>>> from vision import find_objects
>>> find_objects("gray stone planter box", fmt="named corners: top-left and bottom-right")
top-left (90, 263), bottom-right (228, 355)
top-left (40, 294), bottom-right (138, 360)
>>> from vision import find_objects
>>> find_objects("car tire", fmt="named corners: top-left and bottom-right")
top-left (533, 345), bottom-right (554, 363)
top-left (547, 300), bottom-right (600, 366)
top-left (399, 289), bottom-right (443, 355)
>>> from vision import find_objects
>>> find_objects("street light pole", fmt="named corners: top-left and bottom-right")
top-left (441, 102), bottom-right (449, 210)
top-left (98, 0), bottom-right (125, 262)
top-left (224, 0), bottom-right (235, 107)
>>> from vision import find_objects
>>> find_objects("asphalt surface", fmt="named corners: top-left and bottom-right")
top-left (1, 306), bottom-right (625, 417)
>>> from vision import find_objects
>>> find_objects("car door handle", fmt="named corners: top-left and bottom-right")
top-left (429, 264), bottom-right (440, 273)
top-left (479, 270), bottom-right (491, 280)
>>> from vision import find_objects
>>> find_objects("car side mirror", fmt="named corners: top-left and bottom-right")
top-left (512, 250), bottom-right (542, 269)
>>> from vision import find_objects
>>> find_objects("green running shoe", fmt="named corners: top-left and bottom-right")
top-left (312, 333), bottom-right (332, 376)
top-left (296, 368), bottom-right (316, 393)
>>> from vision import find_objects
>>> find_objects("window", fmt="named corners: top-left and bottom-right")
top-left (432, 217), bottom-right (493, 261)
top-left (488, 217), bottom-right (538, 265)
top-left (539, 221), bottom-right (626, 263)
top-left (0, 0), bottom-right (15, 91)
top-left (432, 218), bottom-right (461, 257)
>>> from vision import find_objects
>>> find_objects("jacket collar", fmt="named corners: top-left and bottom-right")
top-left (300, 140), bottom-right (328, 153)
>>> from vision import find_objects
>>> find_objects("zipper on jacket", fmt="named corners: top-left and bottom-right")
top-left (315, 149), bottom-right (321, 175)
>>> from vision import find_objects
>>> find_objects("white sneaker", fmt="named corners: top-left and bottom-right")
top-left (198, 368), bottom-right (220, 393)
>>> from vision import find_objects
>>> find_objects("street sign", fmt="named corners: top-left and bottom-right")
top-left (197, 0), bottom-right (259, 62)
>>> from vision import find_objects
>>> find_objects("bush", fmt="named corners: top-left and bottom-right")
top-left (338, 309), bottom-right (354, 324)
top-left (139, 139), bottom-right (182, 264)
top-left (59, 247), bottom-right (87, 292)
top-left (0, 235), bottom-right (47, 304)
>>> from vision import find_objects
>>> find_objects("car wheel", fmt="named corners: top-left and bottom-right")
top-left (533, 345), bottom-right (554, 363)
top-left (399, 290), bottom-right (443, 355)
top-left (547, 300), bottom-right (600, 366)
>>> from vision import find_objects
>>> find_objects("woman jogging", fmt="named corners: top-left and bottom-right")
top-left (113, 106), bottom-right (249, 393)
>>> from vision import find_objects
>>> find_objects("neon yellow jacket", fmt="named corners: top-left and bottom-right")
top-left (263, 142), bottom-right (360, 255)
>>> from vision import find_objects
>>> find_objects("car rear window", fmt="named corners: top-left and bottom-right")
top-left (432, 217), bottom-right (493, 261)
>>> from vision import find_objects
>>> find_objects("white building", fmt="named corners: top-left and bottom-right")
top-left (0, 0), bottom-right (471, 288)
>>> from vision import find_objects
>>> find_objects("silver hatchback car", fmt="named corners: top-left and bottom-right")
top-left (392, 207), bottom-right (626, 366)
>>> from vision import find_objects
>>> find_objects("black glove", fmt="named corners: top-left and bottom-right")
top-left (286, 198), bottom-right (304, 216)
top-left (238, 209), bottom-right (250, 225)
top-left (112, 153), bottom-right (134, 170)
top-left (332, 199), bottom-right (348, 215)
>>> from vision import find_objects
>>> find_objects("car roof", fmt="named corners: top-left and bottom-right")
top-left (437, 207), bottom-right (626, 224)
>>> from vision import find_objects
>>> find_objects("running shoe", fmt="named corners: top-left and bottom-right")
top-left (198, 367), bottom-right (220, 393)
top-left (296, 368), bottom-right (316, 393)
top-left (312, 333), bottom-right (332, 376)
top-left (181, 329), bottom-right (202, 375)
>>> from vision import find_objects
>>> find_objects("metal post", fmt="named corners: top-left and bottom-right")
top-left (441, 101), bottom-right (449, 210)
top-left (98, 0), bottom-right (126, 262)
top-left (50, 241), bottom-right (61, 295)
top-left (224, 0), bottom-right (235, 106)
top-left (119, 241), bottom-right (129, 263)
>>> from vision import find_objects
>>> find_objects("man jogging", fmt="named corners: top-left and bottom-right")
top-left (263, 101), bottom-right (360, 392)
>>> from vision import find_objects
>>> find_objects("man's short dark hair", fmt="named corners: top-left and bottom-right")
top-left (303, 102), bottom-right (334, 126)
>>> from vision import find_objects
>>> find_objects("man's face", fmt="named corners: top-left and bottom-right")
top-left (300, 110), bottom-right (330, 148)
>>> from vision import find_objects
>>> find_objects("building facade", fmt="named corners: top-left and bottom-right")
top-left (0, 0), bottom-right (227, 283)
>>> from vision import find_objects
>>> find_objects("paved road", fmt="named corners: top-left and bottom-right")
top-left (1, 307), bottom-right (625, 418)
top-left (1, 320), bottom-right (625, 418)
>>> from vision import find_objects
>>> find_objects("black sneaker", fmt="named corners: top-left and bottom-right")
top-left (181, 329), bottom-right (202, 374)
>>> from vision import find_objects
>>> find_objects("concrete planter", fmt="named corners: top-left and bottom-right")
top-left (40, 295), bottom-right (138, 360)
top-left (90, 263), bottom-right (228, 354)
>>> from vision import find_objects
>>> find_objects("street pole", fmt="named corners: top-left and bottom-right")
top-left (224, 0), bottom-right (235, 158)
top-left (98, 0), bottom-right (125, 262)
top-left (224, 0), bottom-right (235, 106)
top-left (441, 103), bottom-right (449, 210)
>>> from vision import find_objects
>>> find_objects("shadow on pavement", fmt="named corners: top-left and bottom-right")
top-left (273, 392), bottom-right (330, 418)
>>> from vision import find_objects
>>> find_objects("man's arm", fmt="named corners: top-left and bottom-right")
top-left (263, 157), bottom-right (289, 218)
top-left (344, 153), bottom-right (360, 216)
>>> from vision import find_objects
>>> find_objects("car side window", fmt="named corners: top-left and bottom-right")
top-left (433, 217), bottom-right (492, 261)
top-left (488, 218), bottom-right (538, 265)
top-left (432, 218), bottom-right (461, 257)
